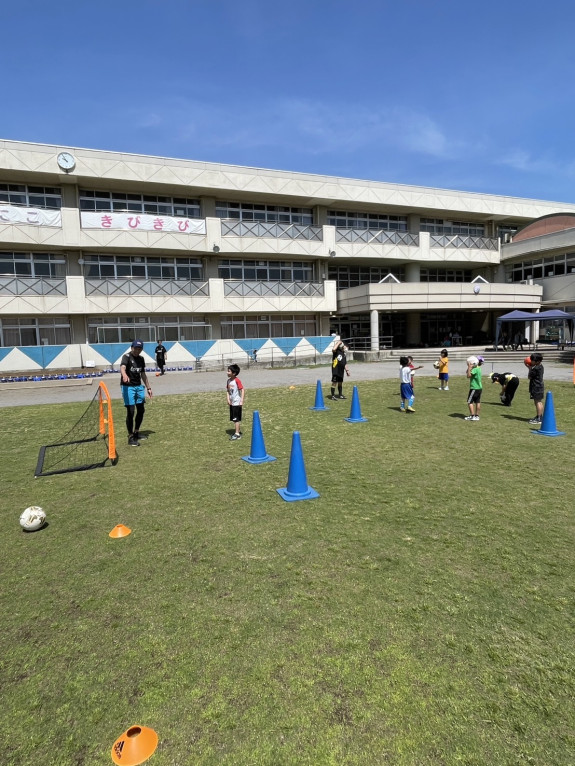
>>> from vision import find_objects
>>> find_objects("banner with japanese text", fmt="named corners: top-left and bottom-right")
top-left (81, 212), bottom-right (206, 235)
top-left (0, 205), bottom-right (62, 227)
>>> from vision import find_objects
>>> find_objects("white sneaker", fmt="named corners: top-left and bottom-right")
top-left (472, 415), bottom-right (480, 421)
top-left (464, 416), bottom-right (474, 420)
top-left (444, 386), bottom-right (449, 391)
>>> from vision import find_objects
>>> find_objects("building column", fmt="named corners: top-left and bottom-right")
top-left (370, 309), bottom-right (379, 351)
top-left (407, 312), bottom-right (421, 346)
top-left (405, 262), bottom-right (420, 282)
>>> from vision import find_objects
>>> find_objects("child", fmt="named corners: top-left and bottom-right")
top-left (226, 363), bottom-right (245, 440)
top-left (330, 339), bottom-right (350, 400)
top-left (465, 355), bottom-right (483, 421)
top-left (399, 356), bottom-right (415, 413)
top-left (528, 353), bottom-right (544, 425)
top-left (404, 355), bottom-right (423, 410)
top-left (437, 348), bottom-right (449, 391)
top-left (489, 371), bottom-right (519, 406)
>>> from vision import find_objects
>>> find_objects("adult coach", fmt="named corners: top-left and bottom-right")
top-left (154, 340), bottom-right (168, 375)
top-left (120, 340), bottom-right (152, 447)
top-left (330, 339), bottom-right (350, 400)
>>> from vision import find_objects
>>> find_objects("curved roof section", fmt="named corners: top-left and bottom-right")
top-left (514, 213), bottom-right (575, 242)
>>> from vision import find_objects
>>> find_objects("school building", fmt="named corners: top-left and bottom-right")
top-left (1, 138), bottom-right (574, 370)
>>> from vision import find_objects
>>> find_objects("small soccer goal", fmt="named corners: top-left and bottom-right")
top-left (35, 381), bottom-right (118, 477)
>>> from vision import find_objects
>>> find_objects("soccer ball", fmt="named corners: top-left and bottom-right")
top-left (524, 356), bottom-right (532, 367)
top-left (433, 361), bottom-right (440, 369)
top-left (19, 506), bottom-right (46, 532)
top-left (467, 355), bottom-right (479, 366)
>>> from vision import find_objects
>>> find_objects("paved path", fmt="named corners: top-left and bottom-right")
top-left (0, 358), bottom-right (572, 408)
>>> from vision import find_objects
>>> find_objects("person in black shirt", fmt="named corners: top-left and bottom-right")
top-left (489, 372), bottom-right (519, 406)
top-left (329, 339), bottom-right (350, 400)
top-left (154, 341), bottom-right (168, 375)
top-left (528, 353), bottom-right (544, 425)
top-left (120, 340), bottom-right (153, 446)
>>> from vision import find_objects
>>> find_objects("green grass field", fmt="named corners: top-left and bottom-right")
top-left (2, 374), bottom-right (575, 765)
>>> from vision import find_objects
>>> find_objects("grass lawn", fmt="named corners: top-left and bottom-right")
top-left (1, 374), bottom-right (575, 765)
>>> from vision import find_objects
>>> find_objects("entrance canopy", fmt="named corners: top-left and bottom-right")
top-left (495, 309), bottom-right (575, 349)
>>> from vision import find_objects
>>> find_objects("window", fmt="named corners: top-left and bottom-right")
top-left (216, 202), bottom-right (313, 225)
top-left (328, 210), bottom-right (407, 231)
top-left (221, 314), bottom-right (316, 339)
top-left (327, 265), bottom-right (405, 289)
top-left (0, 316), bottom-right (71, 346)
top-left (420, 268), bottom-right (472, 282)
top-left (0, 184), bottom-right (62, 209)
top-left (218, 259), bottom-right (314, 281)
top-left (79, 190), bottom-right (201, 218)
top-left (421, 219), bottom-right (485, 237)
top-left (0, 252), bottom-right (66, 278)
top-left (87, 315), bottom-right (211, 344)
top-left (84, 255), bottom-right (203, 280)
top-left (505, 253), bottom-right (574, 282)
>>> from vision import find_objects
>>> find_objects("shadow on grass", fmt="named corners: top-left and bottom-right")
top-left (449, 413), bottom-right (470, 419)
top-left (501, 414), bottom-right (532, 422)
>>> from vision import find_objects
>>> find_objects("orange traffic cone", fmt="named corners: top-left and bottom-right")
top-left (109, 524), bottom-right (132, 538)
top-left (111, 725), bottom-right (158, 765)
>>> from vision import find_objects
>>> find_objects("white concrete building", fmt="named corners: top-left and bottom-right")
top-left (0, 138), bottom-right (573, 369)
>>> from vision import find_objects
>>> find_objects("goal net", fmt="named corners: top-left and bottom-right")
top-left (35, 381), bottom-right (118, 477)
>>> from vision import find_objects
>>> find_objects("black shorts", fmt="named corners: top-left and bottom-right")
top-left (530, 388), bottom-right (544, 401)
top-left (467, 389), bottom-right (482, 404)
top-left (331, 374), bottom-right (344, 384)
top-left (229, 405), bottom-right (242, 422)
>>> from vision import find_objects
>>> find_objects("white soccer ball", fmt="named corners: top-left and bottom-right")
top-left (433, 361), bottom-right (440, 369)
top-left (467, 355), bottom-right (479, 366)
top-left (19, 506), bottom-right (46, 532)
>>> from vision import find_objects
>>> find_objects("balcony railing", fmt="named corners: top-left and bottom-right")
top-left (336, 229), bottom-right (419, 246)
top-left (221, 220), bottom-right (323, 241)
top-left (431, 234), bottom-right (498, 250)
top-left (0, 277), bottom-right (67, 295)
top-left (85, 278), bottom-right (209, 296)
top-left (223, 280), bottom-right (325, 297)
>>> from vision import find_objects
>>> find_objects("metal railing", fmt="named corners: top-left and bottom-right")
top-left (221, 220), bottom-right (323, 241)
top-left (0, 277), bottom-right (67, 295)
top-left (430, 234), bottom-right (499, 250)
top-left (340, 336), bottom-right (393, 350)
top-left (336, 229), bottom-right (419, 246)
top-left (223, 280), bottom-right (325, 297)
top-left (85, 278), bottom-right (209, 296)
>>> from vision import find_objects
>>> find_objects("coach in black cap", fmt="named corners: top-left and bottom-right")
top-left (120, 340), bottom-right (153, 446)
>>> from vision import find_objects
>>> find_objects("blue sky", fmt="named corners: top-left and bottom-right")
top-left (4, 0), bottom-right (575, 202)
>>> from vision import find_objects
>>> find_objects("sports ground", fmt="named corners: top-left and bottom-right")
top-left (2, 358), bottom-right (575, 764)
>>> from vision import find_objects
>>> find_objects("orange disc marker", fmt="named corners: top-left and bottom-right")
top-left (111, 725), bottom-right (158, 765)
top-left (109, 524), bottom-right (132, 538)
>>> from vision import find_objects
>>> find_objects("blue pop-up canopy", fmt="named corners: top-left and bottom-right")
top-left (495, 309), bottom-right (575, 349)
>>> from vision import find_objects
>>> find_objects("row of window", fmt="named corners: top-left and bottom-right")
top-left (84, 255), bottom-right (204, 281)
top-left (0, 184), bottom-right (62, 209)
top-left (79, 191), bottom-right (201, 218)
top-left (0, 252), bottom-right (66, 278)
top-left (0, 316), bottom-right (71, 346)
top-left (506, 253), bottom-right (575, 282)
top-left (87, 315), bottom-right (210, 344)
top-left (420, 219), bottom-right (486, 237)
top-left (328, 265), bottom-right (404, 289)
top-left (328, 212), bottom-right (407, 231)
top-left (215, 202), bottom-right (314, 225)
top-left (218, 260), bottom-right (315, 282)
top-left (220, 314), bottom-right (317, 339)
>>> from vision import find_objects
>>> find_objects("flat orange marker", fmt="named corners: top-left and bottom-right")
top-left (109, 524), bottom-right (131, 538)
top-left (111, 725), bottom-right (158, 765)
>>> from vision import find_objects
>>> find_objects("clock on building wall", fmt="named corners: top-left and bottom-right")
top-left (57, 152), bottom-right (76, 172)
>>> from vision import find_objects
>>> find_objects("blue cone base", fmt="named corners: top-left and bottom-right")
top-left (345, 416), bottom-right (368, 423)
top-left (532, 428), bottom-right (565, 437)
top-left (309, 405), bottom-right (329, 411)
top-left (277, 485), bottom-right (320, 502)
top-left (242, 454), bottom-right (277, 463)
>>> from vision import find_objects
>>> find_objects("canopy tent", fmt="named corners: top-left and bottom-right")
top-left (495, 309), bottom-right (575, 349)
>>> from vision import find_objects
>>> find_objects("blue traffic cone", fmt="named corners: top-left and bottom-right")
top-left (533, 390), bottom-right (565, 436)
top-left (345, 385), bottom-right (368, 423)
top-left (309, 379), bottom-right (329, 411)
top-left (242, 411), bottom-right (277, 463)
top-left (277, 431), bottom-right (320, 501)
